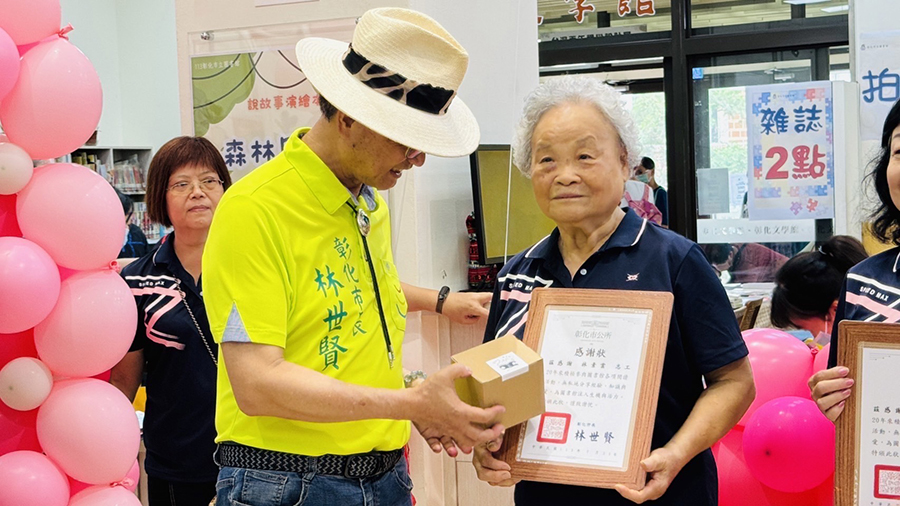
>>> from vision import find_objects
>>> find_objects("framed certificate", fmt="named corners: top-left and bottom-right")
top-left (836, 321), bottom-right (900, 506)
top-left (499, 288), bottom-right (673, 489)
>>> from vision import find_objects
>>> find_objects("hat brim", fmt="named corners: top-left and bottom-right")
top-left (295, 38), bottom-right (480, 158)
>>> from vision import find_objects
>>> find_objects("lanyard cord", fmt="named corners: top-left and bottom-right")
top-left (347, 201), bottom-right (395, 368)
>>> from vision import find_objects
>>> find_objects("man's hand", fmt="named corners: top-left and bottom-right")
top-left (473, 434), bottom-right (519, 487)
top-left (410, 363), bottom-right (505, 455)
top-left (614, 447), bottom-right (686, 504)
top-left (809, 366), bottom-right (853, 422)
top-left (441, 292), bottom-right (491, 324)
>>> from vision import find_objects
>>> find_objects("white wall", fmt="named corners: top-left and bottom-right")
top-left (62, 0), bottom-right (124, 147)
top-left (116, 0), bottom-right (180, 152)
top-left (61, 0), bottom-right (180, 151)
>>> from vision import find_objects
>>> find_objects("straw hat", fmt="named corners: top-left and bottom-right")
top-left (295, 8), bottom-right (480, 157)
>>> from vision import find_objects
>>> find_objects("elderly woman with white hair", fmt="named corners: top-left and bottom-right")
top-left (472, 76), bottom-right (755, 505)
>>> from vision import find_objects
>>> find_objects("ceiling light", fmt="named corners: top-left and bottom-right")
top-left (820, 5), bottom-right (849, 12)
top-left (784, 0), bottom-right (831, 4)
top-left (538, 62), bottom-right (600, 72)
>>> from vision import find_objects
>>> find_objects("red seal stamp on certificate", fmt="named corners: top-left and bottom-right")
top-left (874, 465), bottom-right (900, 499)
top-left (536, 412), bottom-right (571, 444)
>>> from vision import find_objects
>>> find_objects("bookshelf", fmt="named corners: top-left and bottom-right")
top-left (66, 146), bottom-right (167, 243)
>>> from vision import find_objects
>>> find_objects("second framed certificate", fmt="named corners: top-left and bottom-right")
top-left (499, 287), bottom-right (673, 489)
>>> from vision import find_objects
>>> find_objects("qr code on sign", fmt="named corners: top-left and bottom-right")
top-left (537, 412), bottom-right (571, 444)
top-left (875, 465), bottom-right (900, 499)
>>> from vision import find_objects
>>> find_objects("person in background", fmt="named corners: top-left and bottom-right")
top-left (110, 136), bottom-right (232, 506)
top-left (115, 187), bottom-right (150, 259)
top-left (202, 9), bottom-right (501, 506)
top-left (702, 242), bottom-right (788, 283)
top-left (810, 98), bottom-right (900, 422)
top-left (770, 235), bottom-right (868, 343)
top-left (472, 75), bottom-right (754, 505)
top-left (633, 156), bottom-right (668, 226)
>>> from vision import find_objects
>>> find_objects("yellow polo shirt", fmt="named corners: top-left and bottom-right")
top-left (203, 128), bottom-right (410, 456)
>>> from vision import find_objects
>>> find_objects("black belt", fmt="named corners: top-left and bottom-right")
top-left (214, 443), bottom-right (403, 479)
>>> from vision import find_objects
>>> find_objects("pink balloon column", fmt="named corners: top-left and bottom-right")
top-left (36, 379), bottom-right (141, 485)
top-left (0, 37), bottom-right (102, 159)
top-left (739, 328), bottom-right (815, 425)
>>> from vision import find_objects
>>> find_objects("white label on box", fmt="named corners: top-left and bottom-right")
top-left (486, 352), bottom-right (529, 381)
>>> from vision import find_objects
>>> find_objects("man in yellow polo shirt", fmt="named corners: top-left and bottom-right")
top-left (202, 8), bottom-right (505, 506)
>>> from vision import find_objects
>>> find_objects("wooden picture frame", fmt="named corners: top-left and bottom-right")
top-left (499, 288), bottom-right (673, 489)
top-left (835, 321), bottom-right (900, 506)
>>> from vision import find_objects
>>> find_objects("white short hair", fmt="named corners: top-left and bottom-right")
top-left (512, 75), bottom-right (641, 177)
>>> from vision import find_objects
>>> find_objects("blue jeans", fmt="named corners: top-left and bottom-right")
top-left (215, 457), bottom-right (413, 506)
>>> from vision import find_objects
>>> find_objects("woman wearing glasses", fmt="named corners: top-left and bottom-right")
top-left (110, 136), bottom-right (232, 506)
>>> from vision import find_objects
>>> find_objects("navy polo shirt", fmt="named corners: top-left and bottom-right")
top-left (484, 209), bottom-right (748, 506)
top-left (828, 247), bottom-right (900, 368)
top-left (121, 232), bottom-right (219, 483)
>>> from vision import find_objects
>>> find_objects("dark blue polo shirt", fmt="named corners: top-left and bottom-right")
top-left (484, 209), bottom-right (748, 506)
top-left (828, 247), bottom-right (900, 368)
top-left (122, 232), bottom-right (219, 483)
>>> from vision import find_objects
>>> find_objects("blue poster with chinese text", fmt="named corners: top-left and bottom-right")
top-left (746, 81), bottom-right (835, 221)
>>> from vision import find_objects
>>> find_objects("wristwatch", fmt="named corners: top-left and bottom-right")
top-left (404, 370), bottom-right (427, 388)
top-left (435, 285), bottom-right (450, 314)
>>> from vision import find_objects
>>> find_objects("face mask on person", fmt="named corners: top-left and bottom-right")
top-left (634, 173), bottom-right (650, 184)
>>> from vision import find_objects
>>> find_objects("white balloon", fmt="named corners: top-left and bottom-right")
top-left (0, 357), bottom-right (53, 411)
top-left (0, 142), bottom-right (33, 194)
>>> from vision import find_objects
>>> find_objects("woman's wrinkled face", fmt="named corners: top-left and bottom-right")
top-left (530, 102), bottom-right (630, 228)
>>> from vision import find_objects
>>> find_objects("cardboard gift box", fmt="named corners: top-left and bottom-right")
top-left (451, 334), bottom-right (545, 428)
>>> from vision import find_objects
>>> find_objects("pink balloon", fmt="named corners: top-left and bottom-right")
top-left (0, 329), bottom-right (37, 369)
top-left (716, 427), bottom-right (832, 506)
top-left (0, 142), bottom-right (34, 195)
top-left (0, 37), bottom-right (102, 159)
top-left (69, 485), bottom-right (142, 506)
top-left (0, 27), bottom-right (18, 103)
top-left (123, 459), bottom-right (140, 494)
top-left (813, 343), bottom-right (831, 376)
top-left (34, 270), bottom-right (137, 378)
top-left (0, 357), bottom-right (53, 411)
top-left (739, 328), bottom-right (815, 426)
top-left (0, 237), bottom-right (61, 334)
top-left (0, 194), bottom-right (21, 237)
top-left (0, 0), bottom-right (61, 46)
top-left (0, 401), bottom-right (40, 457)
top-left (36, 379), bottom-right (140, 485)
top-left (68, 459), bottom-right (139, 498)
top-left (743, 396), bottom-right (835, 493)
top-left (17, 164), bottom-right (124, 270)
top-left (0, 450), bottom-right (69, 506)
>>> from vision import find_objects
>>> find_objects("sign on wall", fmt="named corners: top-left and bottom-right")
top-left (746, 81), bottom-right (835, 221)
top-left (191, 49), bottom-right (325, 180)
top-left (858, 31), bottom-right (900, 142)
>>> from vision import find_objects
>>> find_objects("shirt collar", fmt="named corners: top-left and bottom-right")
top-left (151, 231), bottom-right (177, 267)
top-left (525, 209), bottom-right (648, 261)
top-left (283, 127), bottom-right (372, 215)
top-left (893, 249), bottom-right (900, 273)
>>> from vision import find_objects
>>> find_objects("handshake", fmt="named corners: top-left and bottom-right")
top-left (404, 363), bottom-right (506, 457)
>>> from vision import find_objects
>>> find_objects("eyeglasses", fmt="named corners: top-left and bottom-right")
top-left (167, 177), bottom-right (224, 195)
top-left (405, 147), bottom-right (423, 160)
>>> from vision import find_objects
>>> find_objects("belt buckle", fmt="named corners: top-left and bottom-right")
top-left (342, 454), bottom-right (368, 479)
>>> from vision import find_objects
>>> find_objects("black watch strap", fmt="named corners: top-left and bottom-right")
top-left (435, 285), bottom-right (450, 314)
